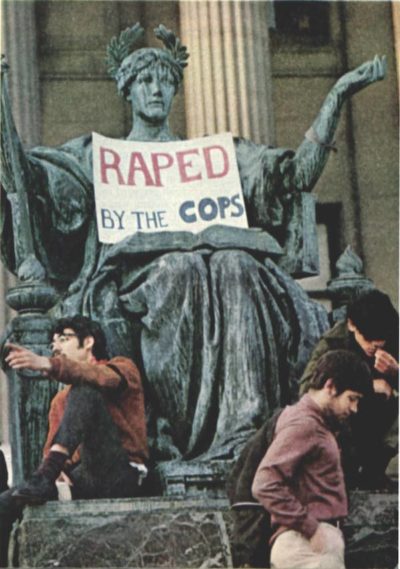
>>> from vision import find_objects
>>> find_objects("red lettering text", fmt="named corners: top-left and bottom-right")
top-left (100, 147), bottom-right (125, 185)
top-left (176, 149), bottom-right (202, 183)
top-left (203, 145), bottom-right (229, 179)
top-left (127, 153), bottom-right (156, 186)
top-left (151, 152), bottom-right (174, 186)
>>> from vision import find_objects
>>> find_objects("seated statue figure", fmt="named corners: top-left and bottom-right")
top-left (0, 24), bottom-right (386, 462)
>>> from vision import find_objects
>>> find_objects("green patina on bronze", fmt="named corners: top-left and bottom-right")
top-left (0, 26), bottom-right (386, 482)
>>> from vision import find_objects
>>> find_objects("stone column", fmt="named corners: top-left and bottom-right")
top-left (393, 2), bottom-right (400, 95)
top-left (0, 1), bottom-right (42, 335)
top-left (0, 0), bottom-right (41, 329)
top-left (179, 0), bottom-right (275, 145)
top-left (179, 2), bottom-right (318, 279)
top-left (1, 2), bottom-right (59, 483)
top-left (1, 0), bottom-right (41, 147)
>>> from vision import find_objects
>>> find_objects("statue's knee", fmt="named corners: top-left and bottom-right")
top-left (210, 250), bottom-right (257, 279)
top-left (161, 252), bottom-right (205, 285)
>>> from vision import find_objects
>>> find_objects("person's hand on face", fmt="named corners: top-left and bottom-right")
top-left (374, 349), bottom-right (399, 377)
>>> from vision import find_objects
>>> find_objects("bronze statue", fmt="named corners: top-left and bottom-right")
top-left (0, 24), bottom-right (386, 462)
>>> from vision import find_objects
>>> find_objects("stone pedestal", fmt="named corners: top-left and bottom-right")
top-left (345, 491), bottom-right (398, 569)
top-left (11, 492), bottom-right (398, 568)
top-left (156, 460), bottom-right (233, 498)
top-left (14, 498), bottom-right (233, 568)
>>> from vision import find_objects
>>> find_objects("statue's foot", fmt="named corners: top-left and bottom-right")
top-left (189, 431), bottom-right (256, 463)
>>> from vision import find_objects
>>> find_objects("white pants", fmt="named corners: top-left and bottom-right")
top-left (270, 522), bottom-right (346, 569)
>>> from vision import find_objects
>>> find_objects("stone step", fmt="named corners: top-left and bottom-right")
top-left (11, 492), bottom-right (398, 568)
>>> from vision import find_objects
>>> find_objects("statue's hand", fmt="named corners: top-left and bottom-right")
top-left (17, 254), bottom-right (46, 282)
top-left (336, 55), bottom-right (386, 98)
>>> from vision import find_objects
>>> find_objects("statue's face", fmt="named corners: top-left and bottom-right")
top-left (128, 63), bottom-right (176, 124)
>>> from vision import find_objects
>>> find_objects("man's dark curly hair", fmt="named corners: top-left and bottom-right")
top-left (347, 289), bottom-right (398, 342)
top-left (308, 349), bottom-right (372, 396)
top-left (52, 316), bottom-right (108, 360)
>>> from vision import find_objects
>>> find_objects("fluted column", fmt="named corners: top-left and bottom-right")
top-left (1, 1), bottom-right (42, 474)
top-left (393, 3), bottom-right (400, 95)
top-left (0, 1), bottom-right (41, 316)
top-left (180, 0), bottom-right (275, 145)
top-left (1, 0), bottom-right (41, 146)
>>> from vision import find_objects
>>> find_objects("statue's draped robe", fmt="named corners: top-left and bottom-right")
top-left (1, 134), bottom-right (329, 460)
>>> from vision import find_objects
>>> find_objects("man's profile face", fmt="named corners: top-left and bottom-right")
top-left (347, 320), bottom-right (385, 357)
top-left (326, 388), bottom-right (363, 425)
top-left (128, 63), bottom-right (176, 124)
top-left (51, 328), bottom-right (88, 362)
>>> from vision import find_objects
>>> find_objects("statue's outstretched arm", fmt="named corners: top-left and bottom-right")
top-left (289, 55), bottom-right (386, 192)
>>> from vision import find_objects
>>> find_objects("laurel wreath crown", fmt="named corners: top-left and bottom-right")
top-left (106, 23), bottom-right (189, 80)
top-left (154, 24), bottom-right (189, 70)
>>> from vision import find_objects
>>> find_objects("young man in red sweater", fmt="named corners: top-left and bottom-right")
top-left (0, 316), bottom-right (147, 565)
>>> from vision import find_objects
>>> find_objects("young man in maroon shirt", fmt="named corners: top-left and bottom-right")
top-left (252, 350), bottom-right (372, 569)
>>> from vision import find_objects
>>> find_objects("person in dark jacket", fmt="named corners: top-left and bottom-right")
top-left (300, 289), bottom-right (398, 488)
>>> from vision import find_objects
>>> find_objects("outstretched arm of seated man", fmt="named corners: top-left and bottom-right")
top-left (4, 342), bottom-right (135, 390)
top-left (5, 343), bottom-right (51, 372)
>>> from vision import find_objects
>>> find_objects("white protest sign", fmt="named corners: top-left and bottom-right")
top-left (92, 132), bottom-right (248, 244)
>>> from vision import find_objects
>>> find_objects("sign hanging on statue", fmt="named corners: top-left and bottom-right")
top-left (92, 132), bottom-right (248, 244)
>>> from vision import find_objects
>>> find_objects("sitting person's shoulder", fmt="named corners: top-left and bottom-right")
top-left (325, 320), bottom-right (348, 339)
top-left (106, 356), bottom-right (142, 384)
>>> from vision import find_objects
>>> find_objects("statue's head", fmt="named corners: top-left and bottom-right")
top-left (116, 48), bottom-right (183, 99)
top-left (106, 23), bottom-right (189, 100)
